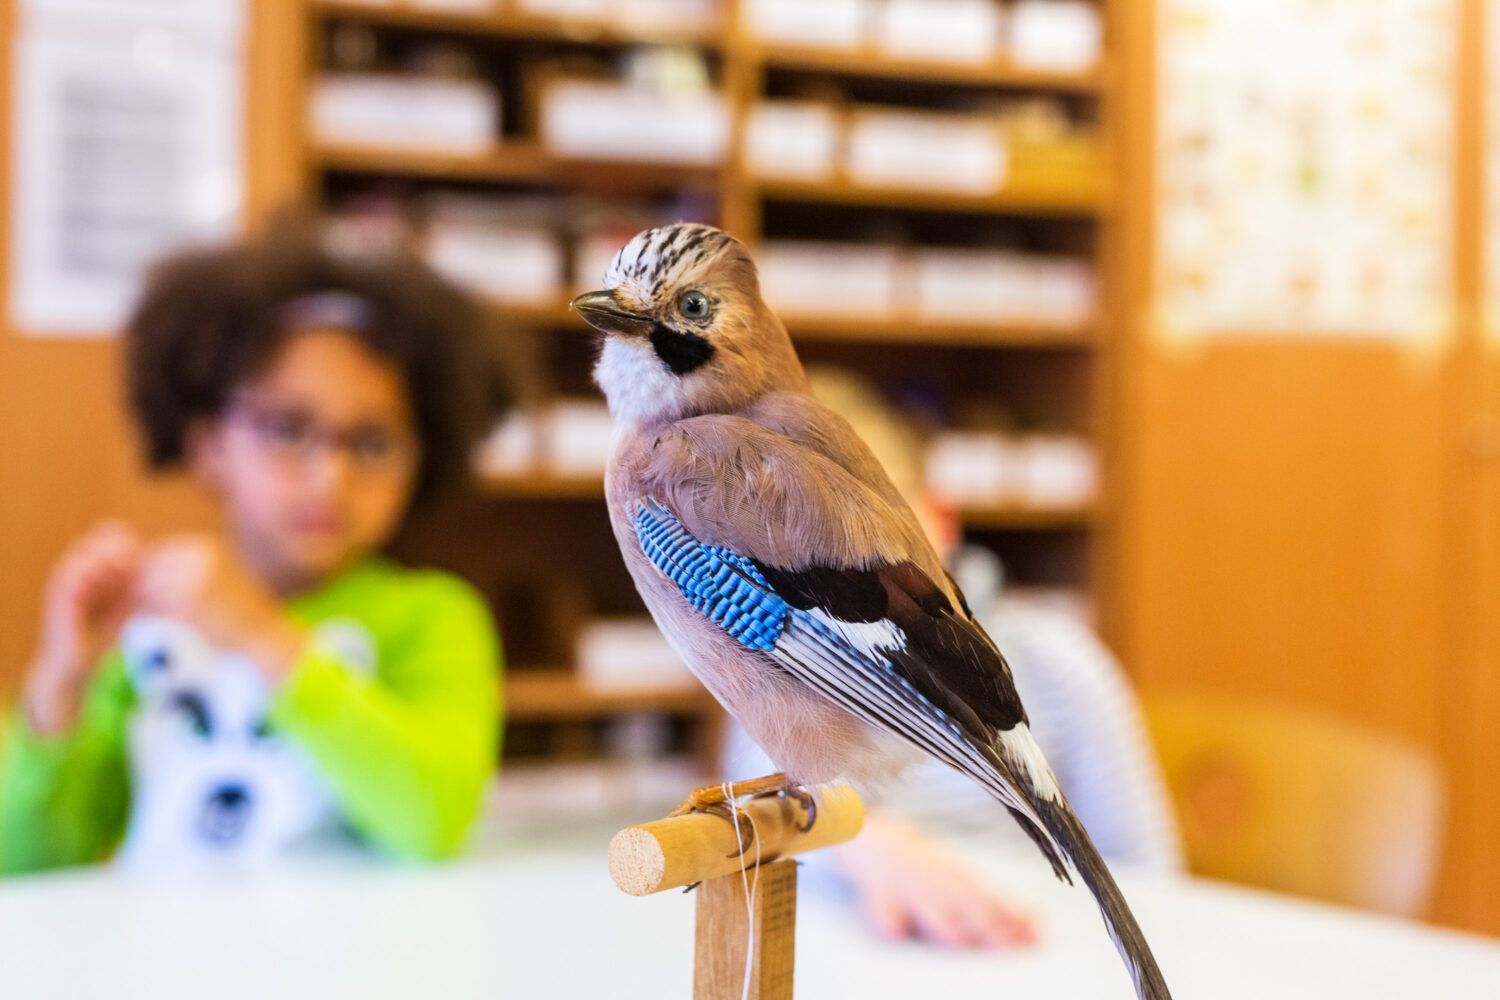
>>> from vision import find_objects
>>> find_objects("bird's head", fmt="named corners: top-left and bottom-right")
top-left (572, 223), bottom-right (807, 430)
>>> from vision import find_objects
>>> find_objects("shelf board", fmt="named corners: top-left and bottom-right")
top-left (315, 0), bottom-right (724, 49)
top-left (755, 43), bottom-right (1104, 93)
top-left (778, 311), bottom-right (1095, 348)
top-left (754, 176), bottom-right (1105, 217)
top-left (954, 504), bottom-right (1096, 530)
top-left (312, 142), bottom-right (723, 189)
top-left (504, 670), bottom-right (713, 721)
top-left (313, 145), bottom-right (1100, 214)
top-left (483, 299), bottom-right (1094, 348)
top-left (479, 471), bottom-right (604, 499)
top-left (488, 301), bottom-right (582, 326)
top-left (480, 471), bottom-right (1096, 530)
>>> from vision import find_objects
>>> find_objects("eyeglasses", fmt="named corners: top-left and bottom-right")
top-left (227, 395), bottom-right (417, 476)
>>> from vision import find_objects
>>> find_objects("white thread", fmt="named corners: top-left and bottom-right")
top-left (723, 781), bottom-right (762, 1000)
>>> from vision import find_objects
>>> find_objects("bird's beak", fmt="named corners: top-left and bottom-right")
top-left (570, 290), bottom-right (655, 337)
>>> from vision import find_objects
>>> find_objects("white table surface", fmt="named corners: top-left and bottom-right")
top-left (1, 817), bottom-right (1497, 1000)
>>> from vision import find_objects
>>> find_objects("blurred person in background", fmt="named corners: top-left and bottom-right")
top-left (0, 220), bottom-right (506, 872)
top-left (727, 367), bottom-right (1182, 949)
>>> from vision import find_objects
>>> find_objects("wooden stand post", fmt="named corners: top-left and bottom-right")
top-left (608, 785), bottom-right (865, 1000)
top-left (694, 858), bottom-right (798, 1000)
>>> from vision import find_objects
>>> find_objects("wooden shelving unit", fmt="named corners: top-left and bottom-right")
top-left (753, 43), bottom-right (1107, 93)
top-left (313, 142), bottom-right (724, 189)
top-left (779, 312), bottom-right (1096, 347)
top-left (317, 0), bottom-right (726, 48)
top-left (303, 0), bottom-right (1118, 776)
top-left (478, 471), bottom-right (603, 500)
top-left (504, 671), bottom-right (714, 721)
top-left (752, 176), bottom-right (1106, 217)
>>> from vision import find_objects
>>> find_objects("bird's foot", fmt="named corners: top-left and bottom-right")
top-left (667, 773), bottom-right (817, 859)
top-left (666, 773), bottom-right (791, 818)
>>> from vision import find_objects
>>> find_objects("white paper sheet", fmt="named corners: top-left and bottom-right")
top-left (9, 0), bottom-right (245, 336)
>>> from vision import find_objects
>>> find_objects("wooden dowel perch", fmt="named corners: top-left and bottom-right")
top-left (608, 784), bottom-right (865, 1000)
top-left (608, 784), bottom-right (865, 896)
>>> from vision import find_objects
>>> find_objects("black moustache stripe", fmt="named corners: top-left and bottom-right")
top-left (650, 323), bottom-right (715, 376)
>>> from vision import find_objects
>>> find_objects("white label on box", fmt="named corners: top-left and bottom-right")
top-left (541, 81), bottom-right (728, 164)
top-left (925, 431), bottom-right (1023, 506)
top-left (743, 101), bottom-right (840, 181)
top-left (424, 226), bottom-right (563, 305)
top-left (1017, 435), bottom-right (1097, 508)
top-left (311, 74), bottom-right (499, 154)
top-left (475, 410), bottom-right (541, 476)
top-left (744, 0), bottom-right (868, 49)
top-left (846, 110), bottom-right (1007, 193)
top-left (1009, 0), bottom-right (1103, 72)
top-left (877, 0), bottom-right (1002, 64)
top-left (614, 0), bottom-right (719, 32)
top-left (1024, 256), bottom-right (1096, 322)
top-left (575, 618), bottom-right (697, 691)
top-left (545, 399), bottom-right (615, 476)
top-left (914, 248), bottom-right (1029, 321)
top-left (757, 240), bottom-right (902, 317)
top-left (914, 248), bottom-right (1095, 323)
top-left (412, 0), bottom-right (496, 10)
top-left (517, 0), bottom-right (613, 17)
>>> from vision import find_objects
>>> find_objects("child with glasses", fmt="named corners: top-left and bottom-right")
top-left (1, 223), bottom-right (506, 872)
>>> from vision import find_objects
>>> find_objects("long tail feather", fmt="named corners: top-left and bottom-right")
top-left (1027, 791), bottom-right (1173, 1000)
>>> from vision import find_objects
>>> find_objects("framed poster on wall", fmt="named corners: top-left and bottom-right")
top-left (1156, 0), bottom-right (1456, 342)
top-left (8, 0), bottom-right (245, 336)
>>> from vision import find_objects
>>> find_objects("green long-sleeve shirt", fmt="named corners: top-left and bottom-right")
top-left (0, 557), bottom-right (502, 874)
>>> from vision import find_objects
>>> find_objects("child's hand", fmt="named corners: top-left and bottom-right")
top-left (135, 534), bottom-right (307, 682)
top-left (832, 809), bottom-right (1039, 950)
top-left (25, 521), bottom-right (144, 732)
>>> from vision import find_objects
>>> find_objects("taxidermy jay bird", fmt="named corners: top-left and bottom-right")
top-left (572, 223), bottom-right (1171, 1000)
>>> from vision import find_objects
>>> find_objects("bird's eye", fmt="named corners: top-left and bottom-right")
top-left (679, 290), bottom-right (710, 320)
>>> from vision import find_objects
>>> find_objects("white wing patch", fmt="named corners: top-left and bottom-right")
top-left (803, 608), bottom-right (907, 656)
top-left (997, 723), bottom-right (1061, 803)
top-left (772, 614), bottom-right (1036, 819)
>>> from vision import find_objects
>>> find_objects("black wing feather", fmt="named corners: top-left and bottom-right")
top-left (751, 557), bottom-right (1026, 738)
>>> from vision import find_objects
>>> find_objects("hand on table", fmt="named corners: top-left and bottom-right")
top-left (833, 809), bottom-right (1039, 950)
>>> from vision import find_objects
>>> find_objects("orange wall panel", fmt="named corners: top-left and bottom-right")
top-left (1124, 344), bottom-right (1446, 749)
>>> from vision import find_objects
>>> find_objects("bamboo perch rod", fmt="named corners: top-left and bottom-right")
top-left (608, 784), bottom-right (865, 896)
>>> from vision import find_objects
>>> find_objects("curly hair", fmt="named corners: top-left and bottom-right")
top-left (125, 219), bottom-right (507, 507)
